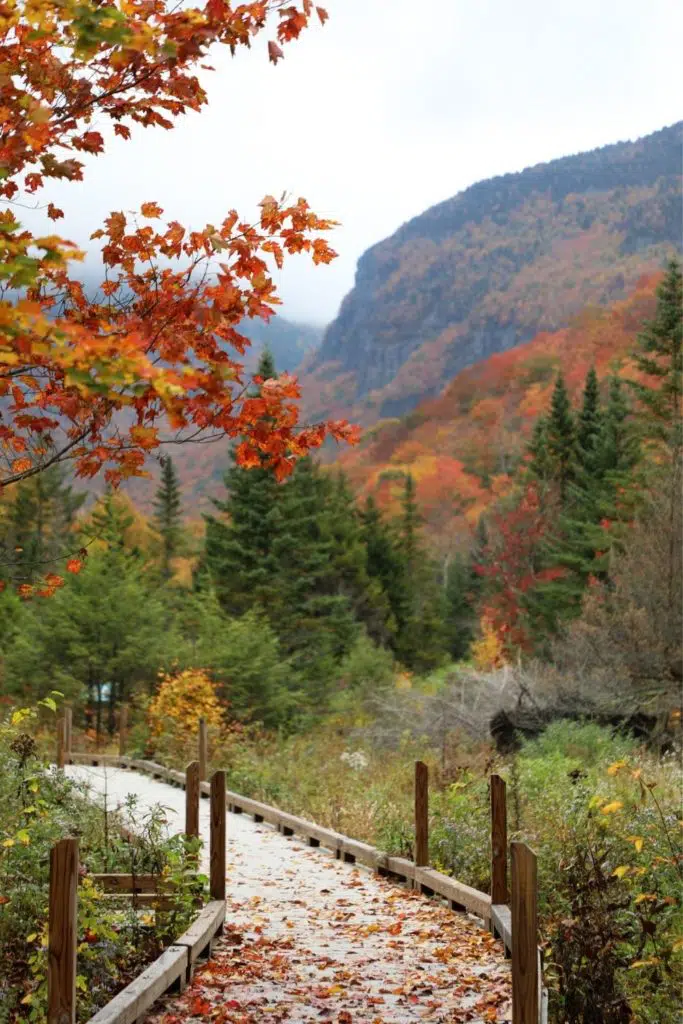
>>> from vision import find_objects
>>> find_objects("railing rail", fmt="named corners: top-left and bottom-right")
top-left (55, 714), bottom-right (548, 1024)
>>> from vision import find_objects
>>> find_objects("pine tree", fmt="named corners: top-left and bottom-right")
top-left (88, 489), bottom-right (135, 553)
top-left (576, 366), bottom-right (602, 475)
top-left (539, 374), bottom-right (642, 631)
top-left (598, 376), bottom-right (640, 477)
top-left (200, 350), bottom-right (281, 615)
top-left (444, 554), bottom-right (478, 660)
top-left (526, 415), bottom-right (555, 485)
top-left (266, 457), bottom-right (358, 703)
top-left (325, 472), bottom-right (392, 646)
top-left (153, 456), bottom-right (183, 579)
top-left (0, 464), bottom-right (85, 583)
top-left (629, 258), bottom-right (682, 460)
top-left (546, 372), bottom-right (577, 501)
top-left (629, 258), bottom-right (682, 613)
top-left (360, 495), bottom-right (402, 643)
top-left (393, 474), bottom-right (447, 672)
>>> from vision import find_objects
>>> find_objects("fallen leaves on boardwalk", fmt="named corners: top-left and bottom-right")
top-left (149, 833), bottom-right (510, 1024)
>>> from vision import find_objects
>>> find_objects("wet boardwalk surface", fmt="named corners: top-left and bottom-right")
top-left (68, 765), bottom-right (511, 1023)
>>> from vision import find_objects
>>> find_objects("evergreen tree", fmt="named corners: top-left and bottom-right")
top-left (629, 258), bottom-right (682, 613)
top-left (200, 350), bottom-right (281, 615)
top-left (88, 488), bottom-right (135, 552)
top-left (526, 415), bottom-right (555, 485)
top-left (153, 456), bottom-right (183, 579)
top-left (393, 474), bottom-right (447, 672)
top-left (325, 472), bottom-right (393, 646)
top-left (576, 366), bottom-right (602, 475)
top-left (629, 258), bottom-right (682, 460)
top-left (3, 503), bottom-right (169, 736)
top-left (545, 372), bottom-right (577, 501)
top-left (266, 457), bottom-right (358, 704)
top-left (360, 495), bottom-right (402, 643)
top-left (0, 464), bottom-right (85, 583)
top-left (444, 554), bottom-right (478, 660)
top-left (597, 376), bottom-right (640, 478)
top-left (537, 374), bottom-right (642, 632)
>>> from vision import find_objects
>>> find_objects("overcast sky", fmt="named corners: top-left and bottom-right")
top-left (29, 0), bottom-right (683, 325)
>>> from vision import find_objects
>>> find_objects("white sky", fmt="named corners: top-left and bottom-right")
top-left (25, 0), bottom-right (683, 324)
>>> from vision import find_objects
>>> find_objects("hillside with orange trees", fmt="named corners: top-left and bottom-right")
top-left (334, 274), bottom-right (660, 569)
top-left (299, 123), bottom-right (681, 425)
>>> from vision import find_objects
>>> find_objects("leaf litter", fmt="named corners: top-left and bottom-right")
top-left (67, 767), bottom-right (510, 1023)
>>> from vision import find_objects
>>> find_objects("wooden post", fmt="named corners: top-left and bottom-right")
top-left (511, 841), bottom-right (539, 1024)
top-left (414, 760), bottom-right (429, 867)
top-left (490, 774), bottom-right (508, 904)
top-left (210, 771), bottom-right (226, 902)
top-left (48, 838), bottom-right (78, 1024)
top-left (118, 703), bottom-right (129, 757)
top-left (185, 761), bottom-right (200, 840)
top-left (198, 717), bottom-right (208, 782)
top-left (56, 718), bottom-right (65, 770)
top-left (64, 708), bottom-right (72, 762)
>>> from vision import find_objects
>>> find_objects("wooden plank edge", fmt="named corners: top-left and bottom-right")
top-left (173, 900), bottom-right (226, 964)
top-left (491, 903), bottom-right (512, 951)
top-left (89, 874), bottom-right (163, 893)
top-left (415, 867), bottom-right (491, 922)
top-left (85, 944), bottom-right (187, 1024)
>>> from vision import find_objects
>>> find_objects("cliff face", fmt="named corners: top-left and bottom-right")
top-left (300, 122), bottom-right (682, 422)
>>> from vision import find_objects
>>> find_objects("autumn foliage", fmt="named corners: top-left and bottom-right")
top-left (147, 668), bottom-right (224, 741)
top-left (0, 0), bottom-right (356, 509)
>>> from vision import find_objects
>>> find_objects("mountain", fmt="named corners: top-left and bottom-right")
top-left (238, 316), bottom-right (324, 375)
top-left (299, 122), bottom-right (682, 424)
top-left (334, 274), bottom-right (662, 567)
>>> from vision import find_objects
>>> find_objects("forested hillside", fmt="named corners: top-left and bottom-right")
top-left (335, 273), bottom-right (661, 564)
top-left (300, 122), bottom-right (682, 422)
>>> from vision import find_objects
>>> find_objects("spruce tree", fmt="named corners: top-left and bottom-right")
top-left (266, 457), bottom-right (358, 704)
top-left (629, 258), bottom-right (682, 460)
top-left (200, 349), bottom-right (281, 615)
top-left (576, 366), bottom-right (602, 475)
top-left (89, 489), bottom-right (135, 553)
top-left (325, 472), bottom-right (392, 646)
top-left (526, 415), bottom-right (555, 485)
top-left (0, 464), bottom-right (85, 583)
top-left (540, 374), bottom-right (641, 630)
top-left (598, 376), bottom-right (640, 477)
top-left (393, 474), bottom-right (447, 671)
top-left (546, 372), bottom-right (577, 501)
top-left (153, 456), bottom-right (183, 579)
top-left (360, 495), bottom-right (402, 644)
top-left (629, 259), bottom-right (682, 612)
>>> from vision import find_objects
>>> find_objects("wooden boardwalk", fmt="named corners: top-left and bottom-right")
top-left (67, 764), bottom-right (512, 1023)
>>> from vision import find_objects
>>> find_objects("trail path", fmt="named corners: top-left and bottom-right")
top-left (67, 765), bottom-right (511, 1024)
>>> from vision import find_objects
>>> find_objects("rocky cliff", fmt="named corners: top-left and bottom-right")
top-left (299, 122), bottom-right (682, 423)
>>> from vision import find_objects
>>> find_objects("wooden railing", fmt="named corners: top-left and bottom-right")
top-left (48, 748), bottom-right (226, 1024)
top-left (55, 711), bottom-right (548, 1024)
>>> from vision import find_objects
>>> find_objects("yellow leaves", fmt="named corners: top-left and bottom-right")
top-left (612, 865), bottom-right (630, 879)
top-left (129, 424), bottom-right (159, 449)
top-left (607, 760), bottom-right (627, 776)
top-left (11, 708), bottom-right (31, 727)
top-left (601, 801), bottom-right (623, 815)
top-left (148, 669), bottom-right (224, 739)
top-left (630, 957), bottom-right (660, 969)
top-left (627, 835), bottom-right (645, 853)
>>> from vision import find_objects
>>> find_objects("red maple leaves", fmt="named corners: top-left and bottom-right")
top-left (0, 0), bottom-right (353, 501)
